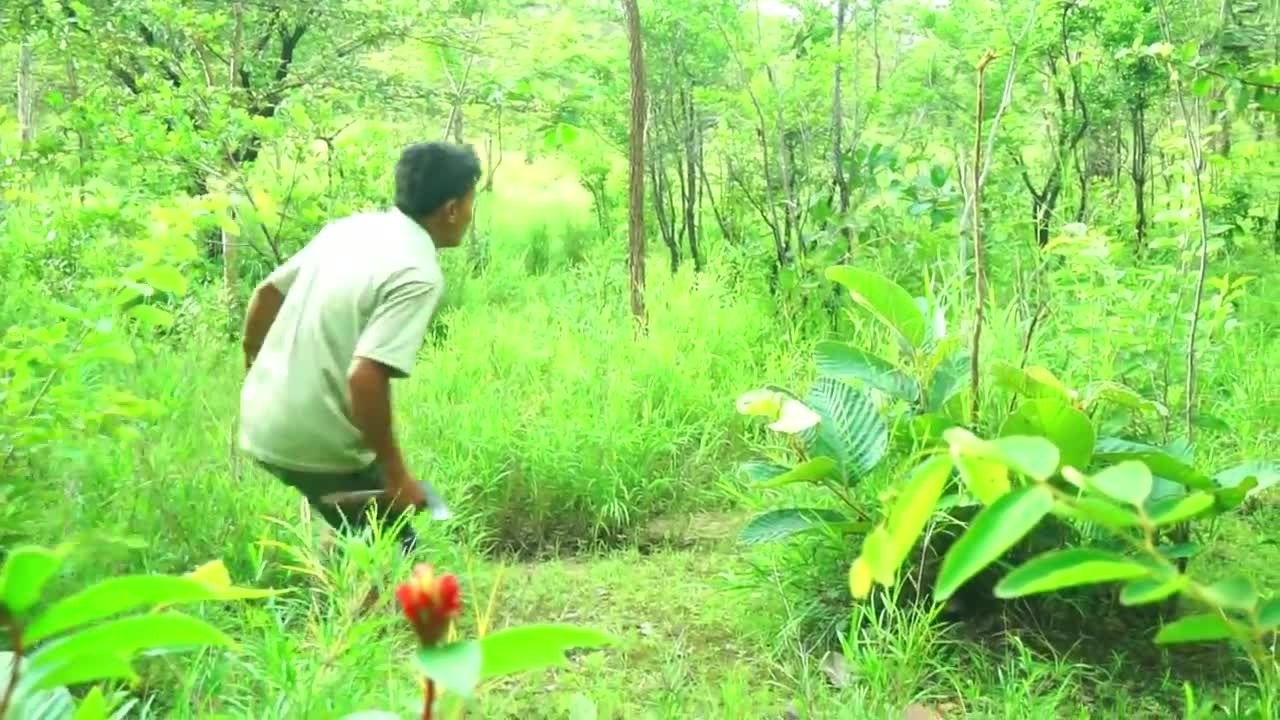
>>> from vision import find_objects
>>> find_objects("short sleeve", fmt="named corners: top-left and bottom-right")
top-left (264, 247), bottom-right (308, 294)
top-left (353, 278), bottom-right (442, 378)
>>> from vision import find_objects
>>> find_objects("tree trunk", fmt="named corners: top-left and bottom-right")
top-left (223, 2), bottom-right (244, 323)
top-left (623, 0), bottom-right (648, 330)
top-left (649, 152), bottom-right (680, 273)
top-left (681, 88), bottom-right (702, 271)
top-left (17, 43), bottom-right (36, 147)
top-left (833, 0), bottom-right (851, 247)
top-left (1132, 105), bottom-right (1148, 251)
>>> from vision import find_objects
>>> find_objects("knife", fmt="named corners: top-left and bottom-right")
top-left (320, 480), bottom-right (452, 521)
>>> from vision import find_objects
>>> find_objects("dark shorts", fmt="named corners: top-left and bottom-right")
top-left (257, 460), bottom-right (418, 554)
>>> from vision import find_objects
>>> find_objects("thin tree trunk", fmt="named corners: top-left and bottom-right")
top-left (17, 43), bottom-right (35, 147)
top-left (833, 0), bottom-right (851, 248)
top-left (623, 0), bottom-right (648, 330)
top-left (222, 3), bottom-right (244, 323)
top-left (1132, 104), bottom-right (1148, 251)
top-left (682, 87), bottom-right (702, 271)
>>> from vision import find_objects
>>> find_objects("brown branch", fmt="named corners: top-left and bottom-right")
top-left (970, 49), bottom-right (998, 427)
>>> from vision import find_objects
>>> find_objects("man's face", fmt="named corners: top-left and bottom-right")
top-left (436, 188), bottom-right (476, 248)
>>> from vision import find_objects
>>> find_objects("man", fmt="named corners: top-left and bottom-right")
top-left (238, 141), bottom-right (479, 554)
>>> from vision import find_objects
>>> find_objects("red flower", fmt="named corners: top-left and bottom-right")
top-left (395, 563), bottom-right (462, 646)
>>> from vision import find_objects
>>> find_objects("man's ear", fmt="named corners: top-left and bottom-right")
top-left (441, 198), bottom-right (459, 223)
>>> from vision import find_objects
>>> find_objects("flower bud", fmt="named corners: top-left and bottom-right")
top-left (395, 563), bottom-right (461, 646)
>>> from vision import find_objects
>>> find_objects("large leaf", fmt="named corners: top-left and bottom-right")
top-left (882, 456), bottom-right (952, 571)
top-left (1081, 381), bottom-right (1168, 418)
top-left (926, 352), bottom-right (969, 413)
top-left (1, 651), bottom-right (75, 720)
top-left (1154, 614), bottom-right (1235, 645)
top-left (934, 486), bottom-right (1055, 602)
top-left (825, 266), bottom-right (927, 349)
top-left (814, 341), bottom-right (919, 402)
top-left (1120, 575), bottom-right (1186, 606)
top-left (1214, 461), bottom-right (1278, 497)
top-left (24, 573), bottom-right (278, 645)
top-left (1260, 599), bottom-right (1280, 630)
top-left (1148, 492), bottom-right (1216, 527)
top-left (994, 549), bottom-right (1150, 598)
top-left (1201, 577), bottom-right (1257, 612)
top-left (1086, 461), bottom-right (1154, 508)
top-left (479, 625), bottom-right (614, 683)
top-left (25, 613), bottom-right (233, 672)
top-left (16, 652), bottom-right (137, 694)
top-left (0, 545), bottom-right (68, 616)
top-left (1000, 399), bottom-right (1095, 472)
top-left (802, 378), bottom-right (888, 482)
top-left (754, 457), bottom-right (838, 489)
top-left (1092, 438), bottom-right (1214, 490)
top-left (739, 508), bottom-right (852, 544)
top-left (735, 389), bottom-right (820, 434)
top-left (739, 462), bottom-right (791, 484)
top-left (415, 641), bottom-right (482, 697)
top-left (944, 428), bottom-right (1060, 482)
top-left (989, 361), bottom-right (1073, 403)
top-left (952, 452), bottom-right (1010, 506)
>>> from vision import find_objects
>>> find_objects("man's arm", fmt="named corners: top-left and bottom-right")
top-left (347, 358), bottom-right (424, 510)
top-left (242, 282), bottom-right (284, 370)
top-left (347, 277), bottom-right (441, 511)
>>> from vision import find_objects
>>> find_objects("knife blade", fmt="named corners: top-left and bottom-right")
top-left (319, 480), bottom-right (452, 521)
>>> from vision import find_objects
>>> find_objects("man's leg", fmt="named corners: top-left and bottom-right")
top-left (259, 461), bottom-right (419, 555)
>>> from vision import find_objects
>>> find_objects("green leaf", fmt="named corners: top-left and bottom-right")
top-left (934, 486), bottom-right (1055, 602)
top-left (126, 304), bottom-right (174, 329)
top-left (944, 428), bottom-right (1060, 482)
top-left (17, 652), bottom-right (137, 694)
top-left (1157, 543), bottom-right (1203, 560)
top-left (1148, 492), bottom-right (1215, 527)
top-left (1259, 599), bottom-right (1280, 630)
top-left (415, 640), bottom-right (482, 697)
top-left (479, 625), bottom-right (614, 682)
top-left (926, 352), bottom-right (969, 413)
top-left (739, 508), bottom-right (852, 544)
top-left (1191, 75), bottom-right (1213, 97)
top-left (989, 361), bottom-right (1073, 403)
top-left (72, 687), bottom-right (109, 720)
top-left (1214, 461), bottom-right (1278, 497)
top-left (0, 651), bottom-right (75, 720)
top-left (25, 612), bottom-right (233, 672)
top-left (953, 452), bottom-right (1009, 505)
top-left (1000, 399), bottom-right (1095, 472)
top-left (825, 266), bottom-right (927, 349)
top-left (861, 527), bottom-right (896, 585)
top-left (0, 544), bottom-right (69, 616)
top-left (801, 378), bottom-right (888, 482)
top-left (754, 457), bottom-right (838, 489)
top-left (1087, 461), bottom-right (1154, 507)
top-left (1058, 496), bottom-right (1143, 530)
top-left (739, 462), bottom-right (791, 484)
top-left (24, 574), bottom-right (277, 645)
top-left (1082, 381), bottom-right (1167, 417)
top-left (995, 549), bottom-right (1151, 599)
top-left (1154, 614), bottom-right (1235, 645)
top-left (135, 265), bottom-right (188, 296)
top-left (814, 342), bottom-right (919, 402)
top-left (1202, 577), bottom-right (1256, 611)
top-left (1093, 438), bottom-right (1214, 490)
top-left (883, 456), bottom-right (952, 569)
top-left (1120, 575), bottom-right (1186, 606)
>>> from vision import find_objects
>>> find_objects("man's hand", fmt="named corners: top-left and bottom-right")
top-left (383, 467), bottom-right (427, 512)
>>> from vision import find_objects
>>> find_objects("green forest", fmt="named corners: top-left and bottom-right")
top-left (1, 0), bottom-right (1278, 717)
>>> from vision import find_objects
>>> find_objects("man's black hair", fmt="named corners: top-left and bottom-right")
top-left (394, 142), bottom-right (482, 218)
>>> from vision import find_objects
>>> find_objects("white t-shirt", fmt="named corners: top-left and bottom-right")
top-left (238, 208), bottom-right (444, 472)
